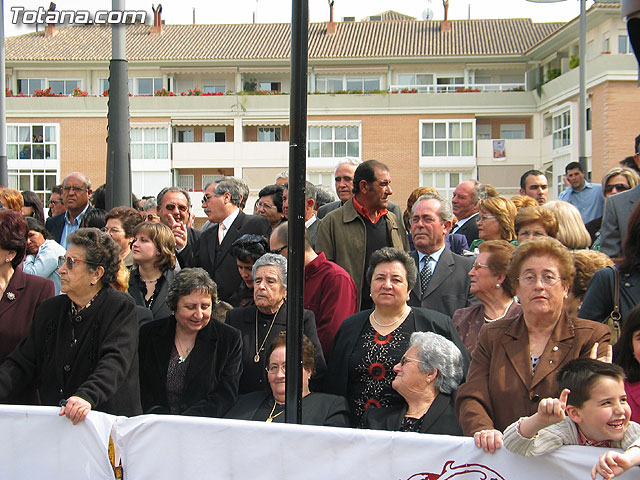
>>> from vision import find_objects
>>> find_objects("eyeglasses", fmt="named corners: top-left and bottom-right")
top-left (477, 215), bottom-right (497, 222)
top-left (48, 199), bottom-right (63, 205)
top-left (57, 256), bottom-right (98, 270)
top-left (518, 272), bottom-right (562, 287)
top-left (163, 203), bottom-right (188, 213)
top-left (399, 355), bottom-right (425, 367)
top-left (257, 202), bottom-right (277, 211)
top-left (604, 183), bottom-right (630, 194)
top-left (471, 261), bottom-right (490, 271)
top-left (202, 194), bottom-right (212, 203)
top-left (62, 186), bottom-right (88, 193)
top-left (266, 363), bottom-right (286, 375)
top-left (102, 227), bottom-right (123, 235)
top-left (270, 245), bottom-right (287, 255)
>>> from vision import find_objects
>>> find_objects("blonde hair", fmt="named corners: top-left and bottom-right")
top-left (477, 196), bottom-right (517, 242)
top-left (510, 195), bottom-right (538, 212)
top-left (571, 250), bottom-right (614, 299)
top-left (514, 206), bottom-right (559, 238)
top-left (403, 186), bottom-right (439, 231)
top-left (543, 201), bottom-right (591, 250)
top-left (601, 167), bottom-right (640, 194)
top-left (0, 188), bottom-right (24, 212)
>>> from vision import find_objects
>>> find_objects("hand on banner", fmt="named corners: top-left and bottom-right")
top-left (59, 396), bottom-right (92, 425)
top-left (473, 428), bottom-right (503, 453)
top-left (591, 448), bottom-right (638, 480)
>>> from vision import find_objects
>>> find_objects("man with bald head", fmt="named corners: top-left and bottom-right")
top-left (450, 180), bottom-right (480, 246)
top-left (46, 172), bottom-right (93, 248)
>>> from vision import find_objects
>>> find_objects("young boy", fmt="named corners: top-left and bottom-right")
top-left (503, 358), bottom-right (640, 457)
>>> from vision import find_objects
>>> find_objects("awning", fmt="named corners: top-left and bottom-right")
top-left (171, 119), bottom-right (234, 127)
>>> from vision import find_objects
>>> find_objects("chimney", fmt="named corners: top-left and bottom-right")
top-left (44, 2), bottom-right (57, 37)
top-left (327, 0), bottom-right (336, 35)
top-left (151, 4), bottom-right (163, 34)
top-left (441, 0), bottom-right (451, 33)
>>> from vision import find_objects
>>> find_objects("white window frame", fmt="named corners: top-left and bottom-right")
top-left (306, 171), bottom-right (333, 187)
top-left (499, 124), bottom-right (526, 140)
top-left (419, 120), bottom-right (475, 159)
top-left (603, 34), bottom-right (610, 53)
top-left (202, 174), bottom-right (224, 188)
top-left (175, 128), bottom-right (194, 143)
top-left (420, 170), bottom-right (474, 200)
top-left (176, 174), bottom-right (195, 192)
top-left (618, 34), bottom-right (632, 54)
top-left (203, 84), bottom-right (225, 94)
top-left (314, 76), bottom-right (343, 93)
top-left (17, 78), bottom-right (44, 95)
top-left (345, 76), bottom-right (380, 92)
top-left (8, 168), bottom-right (58, 202)
top-left (48, 79), bottom-right (81, 95)
top-left (202, 127), bottom-right (226, 143)
top-left (7, 123), bottom-right (58, 162)
top-left (258, 81), bottom-right (281, 92)
top-left (394, 73), bottom-right (434, 92)
top-left (257, 127), bottom-right (282, 142)
top-left (552, 110), bottom-right (571, 150)
top-left (435, 75), bottom-right (464, 92)
top-left (307, 124), bottom-right (360, 160)
top-left (130, 127), bottom-right (170, 160)
top-left (476, 124), bottom-right (492, 140)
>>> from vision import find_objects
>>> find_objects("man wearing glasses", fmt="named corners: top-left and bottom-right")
top-left (183, 178), bottom-right (270, 303)
top-left (47, 185), bottom-right (66, 218)
top-left (45, 172), bottom-right (93, 248)
top-left (156, 186), bottom-right (199, 269)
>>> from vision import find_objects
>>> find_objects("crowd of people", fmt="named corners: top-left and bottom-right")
top-left (0, 152), bottom-right (639, 478)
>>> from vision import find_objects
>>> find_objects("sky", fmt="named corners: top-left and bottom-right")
top-left (3, 0), bottom-right (592, 37)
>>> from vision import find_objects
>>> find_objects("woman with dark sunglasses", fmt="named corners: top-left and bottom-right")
top-left (0, 227), bottom-right (142, 423)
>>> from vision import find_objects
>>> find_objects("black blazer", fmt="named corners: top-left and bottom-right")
top-left (454, 214), bottom-right (479, 246)
top-left (225, 304), bottom-right (326, 395)
top-left (226, 391), bottom-right (350, 427)
top-left (408, 248), bottom-right (476, 318)
top-left (45, 205), bottom-right (94, 244)
top-left (361, 392), bottom-right (462, 436)
top-left (139, 315), bottom-right (243, 417)
top-left (128, 268), bottom-right (175, 322)
top-left (182, 210), bottom-right (271, 302)
top-left (325, 307), bottom-right (469, 399)
top-left (0, 286), bottom-right (142, 416)
top-left (175, 226), bottom-right (202, 269)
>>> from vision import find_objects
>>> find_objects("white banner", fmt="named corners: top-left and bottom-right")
top-left (0, 406), bottom-right (637, 480)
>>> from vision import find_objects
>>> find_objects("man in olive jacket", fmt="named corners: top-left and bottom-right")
top-left (316, 160), bottom-right (409, 310)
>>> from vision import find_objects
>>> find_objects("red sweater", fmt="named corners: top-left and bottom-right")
top-left (304, 252), bottom-right (357, 357)
top-left (625, 380), bottom-right (640, 423)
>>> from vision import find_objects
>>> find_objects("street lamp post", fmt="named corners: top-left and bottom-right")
top-left (528, 0), bottom-right (588, 175)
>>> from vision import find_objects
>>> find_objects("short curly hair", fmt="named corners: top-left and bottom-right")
top-left (105, 207), bottom-right (143, 238)
top-left (514, 206), bottom-right (559, 238)
top-left (0, 210), bottom-right (28, 267)
top-left (66, 228), bottom-right (121, 286)
top-left (366, 247), bottom-right (417, 292)
top-left (133, 222), bottom-right (176, 272)
top-left (166, 268), bottom-right (218, 312)
top-left (477, 196), bottom-right (517, 242)
top-left (507, 236), bottom-right (575, 290)
top-left (0, 188), bottom-right (24, 213)
top-left (265, 331), bottom-right (316, 374)
top-left (478, 240), bottom-right (517, 297)
top-left (571, 249), bottom-right (614, 299)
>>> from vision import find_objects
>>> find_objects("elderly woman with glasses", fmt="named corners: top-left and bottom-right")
top-left (362, 332), bottom-right (464, 435)
top-left (138, 268), bottom-right (242, 416)
top-left (469, 196), bottom-right (517, 251)
top-left (456, 237), bottom-right (610, 453)
top-left (0, 228), bottom-right (142, 423)
top-left (104, 207), bottom-right (143, 270)
top-left (227, 332), bottom-right (349, 426)
top-left (256, 185), bottom-right (285, 230)
top-left (226, 253), bottom-right (326, 395)
top-left (453, 240), bottom-right (522, 355)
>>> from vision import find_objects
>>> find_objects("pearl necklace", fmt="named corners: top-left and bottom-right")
top-left (370, 305), bottom-right (411, 328)
top-left (484, 298), bottom-right (516, 322)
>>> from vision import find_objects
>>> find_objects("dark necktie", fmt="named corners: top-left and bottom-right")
top-left (420, 256), bottom-right (432, 293)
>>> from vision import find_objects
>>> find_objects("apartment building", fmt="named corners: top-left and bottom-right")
top-left (5, 1), bottom-right (639, 219)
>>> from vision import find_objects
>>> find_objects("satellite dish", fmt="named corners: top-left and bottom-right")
top-left (422, 8), bottom-right (434, 20)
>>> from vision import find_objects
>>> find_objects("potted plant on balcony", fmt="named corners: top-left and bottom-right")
top-left (545, 68), bottom-right (561, 83)
top-left (72, 87), bottom-right (88, 97)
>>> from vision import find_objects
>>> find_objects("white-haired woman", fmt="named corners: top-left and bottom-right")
top-left (362, 331), bottom-right (464, 435)
top-left (226, 253), bottom-right (326, 394)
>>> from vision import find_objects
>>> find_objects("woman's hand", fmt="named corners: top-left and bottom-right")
top-left (590, 342), bottom-right (613, 363)
top-left (473, 429), bottom-right (503, 453)
top-left (59, 396), bottom-right (92, 425)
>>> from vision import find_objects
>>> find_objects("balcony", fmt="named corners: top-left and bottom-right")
top-left (172, 141), bottom-right (289, 169)
top-left (476, 138), bottom-right (542, 166)
top-left (389, 83), bottom-right (526, 93)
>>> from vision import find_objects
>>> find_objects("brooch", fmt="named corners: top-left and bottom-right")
top-left (6, 292), bottom-right (15, 301)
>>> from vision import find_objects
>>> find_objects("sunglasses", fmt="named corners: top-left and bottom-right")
top-left (57, 256), bottom-right (98, 270)
top-left (164, 203), bottom-right (188, 213)
top-left (145, 214), bottom-right (159, 221)
top-left (604, 183), bottom-right (630, 194)
top-left (270, 245), bottom-right (287, 255)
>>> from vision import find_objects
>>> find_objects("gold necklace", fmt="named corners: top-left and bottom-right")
top-left (254, 304), bottom-right (282, 363)
top-left (266, 400), bottom-right (284, 422)
top-left (175, 336), bottom-right (192, 363)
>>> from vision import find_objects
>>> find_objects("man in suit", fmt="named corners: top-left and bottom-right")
top-left (317, 157), bottom-right (405, 223)
top-left (187, 177), bottom-right (271, 303)
top-left (408, 193), bottom-right (475, 317)
top-left (450, 180), bottom-right (480, 246)
top-left (600, 184), bottom-right (640, 259)
top-left (159, 186), bottom-right (200, 269)
top-left (519, 169), bottom-right (548, 205)
top-left (46, 172), bottom-right (93, 248)
top-left (282, 181), bottom-right (320, 248)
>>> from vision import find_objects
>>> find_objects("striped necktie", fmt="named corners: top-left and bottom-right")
top-left (420, 256), bottom-right (432, 293)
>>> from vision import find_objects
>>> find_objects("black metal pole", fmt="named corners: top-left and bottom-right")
top-left (285, 0), bottom-right (308, 424)
top-left (105, 0), bottom-right (132, 209)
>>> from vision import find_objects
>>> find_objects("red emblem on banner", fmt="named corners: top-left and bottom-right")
top-left (406, 460), bottom-right (505, 480)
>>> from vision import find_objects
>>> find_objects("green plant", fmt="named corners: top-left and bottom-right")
top-left (545, 68), bottom-right (561, 83)
top-left (243, 78), bottom-right (257, 92)
top-left (72, 87), bottom-right (88, 97)
top-left (569, 55), bottom-right (580, 69)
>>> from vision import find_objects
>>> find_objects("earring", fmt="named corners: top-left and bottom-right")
top-left (4, 258), bottom-right (10, 263)
top-left (495, 283), bottom-right (501, 289)
top-left (427, 378), bottom-right (431, 384)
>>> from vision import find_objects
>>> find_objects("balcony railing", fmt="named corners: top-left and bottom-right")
top-left (389, 83), bottom-right (526, 93)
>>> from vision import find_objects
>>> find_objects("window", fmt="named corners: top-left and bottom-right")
top-left (603, 34), bottom-right (610, 52)
top-left (7, 124), bottom-right (57, 160)
top-left (436, 76), bottom-right (464, 92)
top-left (204, 84), bottom-right (225, 94)
top-left (203, 128), bottom-right (226, 142)
top-left (421, 170), bottom-right (474, 199)
top-left (8, 169), bottom-right (57, 202)
top-left (396, 74), bottom-right (434, 92)
top-left (134, 77), bottom-right (163, 95)
top-left (307, 172), bottom-right (333, 186)
top-left (131, 127), bottom-right (169, 160)
top-left (308, 125), bottom-right (359, 158)
top-left (476, 124), bottom-right (492, 140)
top-left (586, 107), bottom-right (592, 131)
top-left (258, 81), bottom-right (281, 92)
top-left (17, 79), bottom-right (44, 95)
top-left (345, 77), bottom-right (380, 92)
top-left (176, 175), bottom-right (194, 191)
top-left (48, 80), bottom-right (80, 95)
top-left (99, 78), bottom-right (110, 94)
top-left (202, 174), bottom-right (224, 188)
top-left (552, 111), bottom-right (571, 150)
top-left (258, 127), bottom-right (281, 142)
top-left (499, 124), bottom-right (526, 140)
top-left (420, 121), bottom-right (474, 157)
top-left (315, 76), bottom-right (343, 93)
top-left (176, 128), bottom-right (194, 143)
top-left (619, 35), bottom-right (632, 54)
